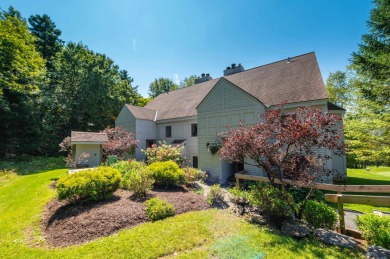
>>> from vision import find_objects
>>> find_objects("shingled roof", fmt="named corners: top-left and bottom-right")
top-left (129, 52), bottom-right (328, 121)
top-left (71, 131), bottom-right (108, 143)
top-left (126, 104), bottom-right (157, 120)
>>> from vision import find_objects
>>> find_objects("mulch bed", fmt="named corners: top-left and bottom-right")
top-left (41, 186), bottom-right (209, 247)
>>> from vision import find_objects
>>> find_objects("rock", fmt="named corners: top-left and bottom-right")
top-left (249, 213), bottom-right (267, 225)
top-left (366, 246), bottom-right (390, 259)
top-left (314, 228), bottom-right (358, 249)
top-left (281, 219), bottom-right (311, 239)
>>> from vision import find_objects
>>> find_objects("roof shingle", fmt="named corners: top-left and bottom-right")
top-left (71, 131), bottom-right (108, 143)
top-left (132, 52), bottom-right (328, 121)
top-left (126, 104), bottom-right (156, 120)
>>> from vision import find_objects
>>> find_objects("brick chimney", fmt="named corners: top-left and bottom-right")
top-left (224, 63), bottom-right (244, 76)
top-left (194, 73), bottom-right (212, 84)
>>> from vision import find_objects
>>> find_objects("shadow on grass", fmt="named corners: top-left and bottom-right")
top-left (346, 176), bottom-right (390, 185)
top-left (46, 195), bottom-right (121, 228)
top-left (0, 156), bottom-right (66, 176)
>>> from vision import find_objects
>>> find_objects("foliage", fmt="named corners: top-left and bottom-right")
top-left (142, 141), bottom-right (186, 165)
top-left (0, 7), bottom-right (46, 156)
top-left (56, 166), bottom-right (121, 202)
top-left (356, 213), bottom-right (390, 249)
top-left (249, 183), bottom-right (294, 221)
top-left (101, 126), bottom-right (139, 160)
top-left (206, 140), bottom-right (222, 155)
top-left (111, 160), bottom-right (146, 177)
top-left (325, 70), bottom-right (352, 108)
top-left (287, 187), bottom-right (324, 204)
top-left (302, 200), bottom-right (338, 229)
top-left (147, 161), bottom-right (185, 187)
top-left (179, 75), bottom-right (197, 88)
top-left (351, 0), bottom-right (390, 105)
top-left (145, 198), bottom-right (175, 221)
top-left (121, 166), bottom-right (154, 198)
top-left (137, 96), bottom-right (152, 107)
top-left (228, 186), bottom-right (251, 205)
top-left (111, 160), bottom-right (154, 197)
top-left (148, 77), bottom-right (178, 98)
top-left (207, 184), bottom-right (224, 205)
top-left (219, 105), bottom-right (345, 190)
top-left (182, 167), bottom-right (207, 186)
top-left (0, 159), bottom-right (364, 258)
top-left (28, 14), bottom-right (63, 70)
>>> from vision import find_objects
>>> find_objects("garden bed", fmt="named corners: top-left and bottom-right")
top-left (41, 186), bottom-right (209, 247)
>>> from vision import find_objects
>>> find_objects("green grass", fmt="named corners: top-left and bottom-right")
top-left (0, 157), bottom-right (364, 258)
top-left (343, 167), bottom-right (390, 213)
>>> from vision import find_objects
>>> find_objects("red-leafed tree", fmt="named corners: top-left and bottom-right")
top-left (219, 105), bottom-right (345, 217)
top-left (101, 126), bottom-right (139, 160)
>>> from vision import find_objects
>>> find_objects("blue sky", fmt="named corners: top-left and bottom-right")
top-left (2, 0), bottom-right (372, 97)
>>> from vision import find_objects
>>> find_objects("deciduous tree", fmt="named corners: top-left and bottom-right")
top-left (148, 78), bottom-right (178, 98)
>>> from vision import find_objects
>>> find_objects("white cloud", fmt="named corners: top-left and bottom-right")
top-left (132, 39), bottom-right (137, 52)
top-left (173, 73), bottom-right (180, 84)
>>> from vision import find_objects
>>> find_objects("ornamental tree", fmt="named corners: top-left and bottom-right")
top-left (101, 126), bottom-right (139, 160)
top-left (218, 105), bottom-right (345, 217)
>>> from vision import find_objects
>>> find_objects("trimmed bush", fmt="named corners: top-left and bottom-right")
top-left (249, 183), bottom-right (294, 221)
top-left (207, 184), bottom-right (224, 205)
top-left (145, 198), bottom-right (175, 221)
top-left (56, 166), bottom-right (121, 202)
top-left (302, 200), bottom-right (338, 229)
top-left (356, 213), bottom-right (390, 249)
top-left (122, 166), bottom-right (154, 198)
top-left (111, 160), bottom-right (148, 188)
top-left (148, 161), bottom-right (184, 187)
top-left (182, 167), bottom-right (207, 186)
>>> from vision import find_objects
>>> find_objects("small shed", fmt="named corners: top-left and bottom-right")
top-left (70, 131), bottom-right (108, 167)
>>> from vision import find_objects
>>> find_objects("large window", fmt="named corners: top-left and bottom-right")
top-left (165, 126), bottom-right (172, 138)
top-left (191, 124), bottom-right (197, 137)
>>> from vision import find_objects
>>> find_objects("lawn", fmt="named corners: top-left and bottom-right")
top-left (0, 157), bottom-right (363, 258)
top-left (343, 167), bottom-right (390, 213)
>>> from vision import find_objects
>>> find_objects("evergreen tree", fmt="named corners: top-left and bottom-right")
top-left (28, 14), bottom-right (64, 70)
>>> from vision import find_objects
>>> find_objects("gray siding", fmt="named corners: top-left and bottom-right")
top-left (197, 79), bottom-right (265, 183)
top-left (156, 118), bottom-right (198, 167)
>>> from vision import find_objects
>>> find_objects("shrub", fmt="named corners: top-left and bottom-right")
top-left (356, 213), bottom-right (390, 249)
top-left (145, 198), bottom-right (175, 221)
top-left (207, 184), bottom-right (224, 205)
top-left (56, 166), bottom-right (121, 202)
top-left (287, 187), bottom-right (324, 203)
top-left (182, 167), bottom-right (207, 186)
top-left (111, 160), bottom-right (146, 177)
top-left (228, 186), bottom-right (251, 205)
top-left (142, 141), bottom-right (186, 165)
top-left (122, 167), bottom-right (154, 198)
top-left (148, 161), bottom-right (185, 187)
top-left (302, 200), bottom-right (338, 229)
top-left (249, 183), bottom-right (294, 221)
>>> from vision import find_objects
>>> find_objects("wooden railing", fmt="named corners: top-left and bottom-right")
top-left (235, 172), bottom-right (390, 234)
top-left (325, 194), bottom-right (390, 234)
top-left (235, 172), bottom-right (390, 193)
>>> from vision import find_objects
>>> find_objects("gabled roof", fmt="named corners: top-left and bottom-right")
top-left (126, 104), bottom-right (157, 120)
top-left (71, 131), bottom-right (108, 144)
top-left (136, 52), bottom-right (328, 121)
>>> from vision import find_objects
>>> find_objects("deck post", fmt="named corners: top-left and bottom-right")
top-left (337, 194), bottom-right (346, 234)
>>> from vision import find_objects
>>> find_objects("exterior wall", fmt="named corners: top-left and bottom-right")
top-left (197, 79), bottom-right (266, 183)
top-left (135, 119), bottom-right (157, 160)
top-left (156, 117), bottom-right (198, 167)
top-left (74, 144), bottom-right (101, 167)
top-left (115, 105), bottom-right (136, 133)
top-left (329, 112), bottom-right (347, 180)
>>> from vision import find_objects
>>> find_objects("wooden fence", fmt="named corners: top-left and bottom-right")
top-left (235, 172), bottom-right (390, 234)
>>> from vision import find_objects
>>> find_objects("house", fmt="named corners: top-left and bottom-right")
top-left (115, 52), bottom-right (347, 183)
top-left (70, 131), bottom-right (108, 167)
